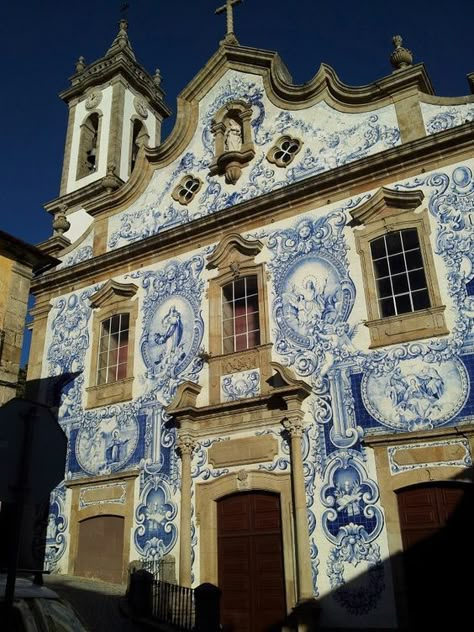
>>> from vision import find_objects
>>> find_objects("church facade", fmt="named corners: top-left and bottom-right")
top-left (29, 15), bottom-right (474, 630)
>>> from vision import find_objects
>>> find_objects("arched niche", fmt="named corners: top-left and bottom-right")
top-left (209, 100), bottom-right (255, 185)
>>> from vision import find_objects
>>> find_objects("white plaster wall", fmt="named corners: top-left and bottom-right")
top-left (62, 207), bottom-right (93, 243)
top-left (66, 85), bottom-right (113, 193)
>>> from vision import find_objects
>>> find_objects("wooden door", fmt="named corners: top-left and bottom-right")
top-left (397, 484), bottom-right (465, 548)
top-left (75, 515), bottom-right (124, 583)
top-left (218, 492), bottom-right (286, 632)
top-left (397, 483), bottom-right (472, 627)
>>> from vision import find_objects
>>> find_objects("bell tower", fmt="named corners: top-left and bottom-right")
top-left (58, 19), bottom-right (171, 197)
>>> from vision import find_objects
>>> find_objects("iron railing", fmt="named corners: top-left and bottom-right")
top-left (140, 558), bottom-right (161, 578)
top-left (152, 579), bottom-right (195, 631)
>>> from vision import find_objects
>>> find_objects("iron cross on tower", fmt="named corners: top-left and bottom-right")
top-left (215, 0), bottom-right (242, 45)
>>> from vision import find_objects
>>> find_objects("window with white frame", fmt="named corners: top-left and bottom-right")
top-left (370, 228), bottom-right (430, 318)
top-left (222, 276), bottom-right (260, 354)
top-left (97, 313), bottom-right (130, 384)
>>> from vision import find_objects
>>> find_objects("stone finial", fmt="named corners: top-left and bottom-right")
top-left (52, 207), bottom-right (71, 236)
top-left (75, 56), bottom-right (86, 73)
top-left (107, 17), bottom-right (136, 59)
top-left (390, 35), bottom-right (413, 70)
top-left (102, 163), bottom-right (121, 194)
top-left (153, 68), bottom-right (162, 88)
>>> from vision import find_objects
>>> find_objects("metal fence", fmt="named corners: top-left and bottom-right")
top-left (152, 580), bottom-right (195, 631)
top-left (140, 558), bottom-right (161, 578)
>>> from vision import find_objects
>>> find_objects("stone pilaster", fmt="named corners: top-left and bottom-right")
top-left (26, 299), bottom-right (52, 401)
top-left (176, 432), bottom-right (196, 587)
top-left (283, 417), bottom-right (313, 600)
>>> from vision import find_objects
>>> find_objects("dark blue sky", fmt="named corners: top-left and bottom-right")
top-left (1, 0), bottom-right (473, 246)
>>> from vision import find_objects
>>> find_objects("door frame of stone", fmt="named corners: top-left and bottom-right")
top-left (66, 470), bottom-right (138, 583)
top-left (195, 471), bottom-right (296, 611)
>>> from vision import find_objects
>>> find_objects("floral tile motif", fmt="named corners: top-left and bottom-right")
top-left (221, 368), bottom-right (260, 402)
top-left (422, 102), bottom-right (474, 135)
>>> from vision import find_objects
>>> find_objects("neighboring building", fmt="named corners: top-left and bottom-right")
top-left (0, 231), bottom-right (55, 405)
top-left (29, 14), bottom-right (474, 631)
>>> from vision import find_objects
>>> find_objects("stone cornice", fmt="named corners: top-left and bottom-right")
top-left (81, 47), bottom-right (436, 220)
top-left (167, 367), bottom-right (311, 438)
top-left (180, 45), bottom-right (434, 107)
top-left (65, 468), bottom-right (139, 488)
top-left (31, 122), bottom-right (474, 297)
top-left (44, 173), bottom-right (126, 216)
top-left (350, 187), bottom-right (425, 225)
top-left (363, 423), bottom-right (474, 448)
top-left (59, 51), bottom-right (171, 119)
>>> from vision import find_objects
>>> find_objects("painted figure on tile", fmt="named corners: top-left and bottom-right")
top-left (387, 367), bottom-right (445, 425)
top-left (154, 305), bottom-right (185, 372)
top-left (105, 429), bottom-right (129, 465)
top-left (46, 514), bottom-right (57, 541)
top-left (224, 117), bottom-right (242, 151)
top-left (335, 479), bottom-right (362, 517)
top-left (146, 500), bottom-right (166, 531)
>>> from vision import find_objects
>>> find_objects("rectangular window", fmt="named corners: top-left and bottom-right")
top-left (370, 229), bottom-right (430, 318)
top-left (222, 276), bottom-right (260, 354)
top-left (97, 313), bottom-right (130, 384)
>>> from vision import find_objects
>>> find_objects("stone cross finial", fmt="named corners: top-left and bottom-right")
top-left (215, 0), bottom-right (242, 45)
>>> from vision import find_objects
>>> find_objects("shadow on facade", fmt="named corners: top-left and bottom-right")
top-left (0, 374), bottom-right (77, 572)
top-left (1, 375), bottom-right (473, 632)
top-left (301, 465), bottom-right (474, 631)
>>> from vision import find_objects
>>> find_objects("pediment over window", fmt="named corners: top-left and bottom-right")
top-left (206, 233), bottom-right (264, 271)
top-left (89, 279), bottom-right (138, 309)
top-left (350, 187), bottom-right (425, 226)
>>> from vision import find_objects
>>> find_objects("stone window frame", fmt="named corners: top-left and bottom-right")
top-left (209, 100), bottom-right (256, 185)
top-left (267, 135), bottom-right (303, 168)
top-left (351, 187), bottom-right (448, 348)
top-left (171, 175), bottom-right (203, 206)
top-left (86, 280), bottom-right (139, 409)
top-left (206, 234), bottom-right (272, 405)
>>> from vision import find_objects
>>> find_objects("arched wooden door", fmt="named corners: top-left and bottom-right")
top-left (217, 491), bottom-right (286, 632)
top-left (75, 515), bottom-right (124, 583)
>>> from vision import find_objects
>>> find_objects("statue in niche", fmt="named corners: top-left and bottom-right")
top-left (224, 117), bottom-right (242, 152)
top-left (209, 101), bottom-right (255, 184)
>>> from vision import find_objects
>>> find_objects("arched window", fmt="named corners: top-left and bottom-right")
top-left (77, 113), bottom-right (99, 180)
top-left (130, 119), bottom-right (149, 174)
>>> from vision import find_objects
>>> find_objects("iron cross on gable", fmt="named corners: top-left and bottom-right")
top-left (215, 0), bottom-right (242, 44)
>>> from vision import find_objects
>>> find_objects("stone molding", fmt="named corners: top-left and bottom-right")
top-left (31, 123), bottom-right (474, 299)
top-left (167, 362), bottom-right (311, 438)
top-left (207, 434), bottom-right (278, 468)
